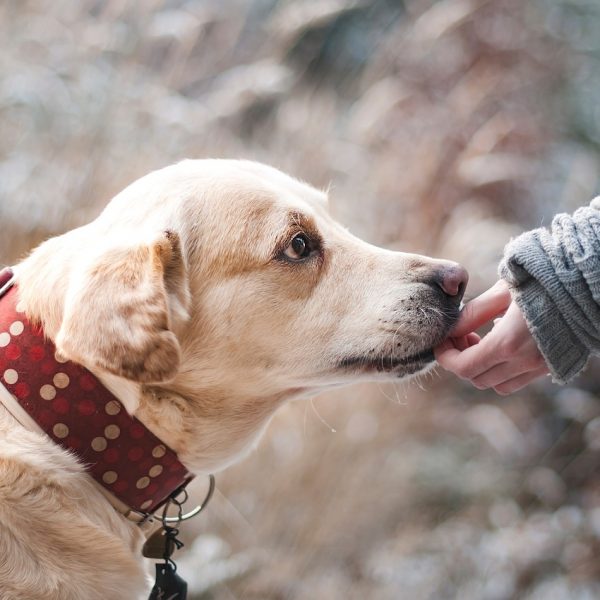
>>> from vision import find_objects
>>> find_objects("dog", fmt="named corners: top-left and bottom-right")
top-left (0, 159), bottom-right (467, 599)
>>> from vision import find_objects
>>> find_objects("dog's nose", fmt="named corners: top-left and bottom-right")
top-left (436, 264), bottom-right (468, 303)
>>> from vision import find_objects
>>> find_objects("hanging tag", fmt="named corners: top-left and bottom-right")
top-left (142, 528), bottom-right (176, 560)
top-left (148, 562), bottom-right (187, 600)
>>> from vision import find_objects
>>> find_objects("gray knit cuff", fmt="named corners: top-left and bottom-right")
top-left (499, 237), bottom-right (589, 384)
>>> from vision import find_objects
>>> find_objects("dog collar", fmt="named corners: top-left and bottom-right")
top-left (0, 267), bottom-right (194, 518)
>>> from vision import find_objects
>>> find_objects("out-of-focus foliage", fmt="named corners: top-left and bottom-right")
top-left (1, 1), bottom-right (599, 598)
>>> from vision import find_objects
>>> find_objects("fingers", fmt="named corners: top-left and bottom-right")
top-left (466, 332), bottom-right (481, 346)
top-left (471, 354), bottom-right (546, 390)
top-left (451, 280), bottom-right (512, 338)
top-left (435, 285), bottom-right (549, 396)
top-left (457, 332), bottom-right (481, 350)
top-left (492, 367), bottom-right (549, 395)
top-left (435, 280), bottom-right (510, 365)
top-left (434, 333), bottom-right (480, 356)
top-left (435, 334), bottom-right (501, 380)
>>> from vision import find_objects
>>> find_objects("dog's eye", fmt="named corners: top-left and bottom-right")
top-left (283, 233), bottom-right (312, 261)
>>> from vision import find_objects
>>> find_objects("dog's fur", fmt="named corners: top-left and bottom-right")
top-left (0, 160), bottom-right (463, 599)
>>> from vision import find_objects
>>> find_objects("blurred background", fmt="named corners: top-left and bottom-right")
top-left (2, 0), bottom-right (600, 598)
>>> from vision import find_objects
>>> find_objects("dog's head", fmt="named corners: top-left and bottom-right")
top-left (18, 160), bottom-right (466, 468)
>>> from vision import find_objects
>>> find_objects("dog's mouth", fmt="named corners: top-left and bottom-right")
top-left (334, 299), bottom-right (460, 379)
top-left (338, 347), bottom-right (435, 376)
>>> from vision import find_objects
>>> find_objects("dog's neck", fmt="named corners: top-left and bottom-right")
top-left (14, 253), bottom-right (290, 476)
top-left (132, 381), bottom-right (288, 474)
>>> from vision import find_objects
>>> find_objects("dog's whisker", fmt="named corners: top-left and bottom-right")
top-left (310, 397), bottom-right (336, 433)
top-left (376, 381), bottom-right (399, 405)
top-left (303, 397), bottom-right (309, 439)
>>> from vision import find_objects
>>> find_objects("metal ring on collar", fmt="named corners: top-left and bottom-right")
top-left (160, 474), bottom-right (215, 523)
top-left (0, 269), bottom-right (15, 299)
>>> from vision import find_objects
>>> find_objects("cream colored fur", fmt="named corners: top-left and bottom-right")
top-left (0, 160), bottom-right (463, 599)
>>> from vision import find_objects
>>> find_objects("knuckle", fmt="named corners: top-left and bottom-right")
top-left (455, 365), bottom-right (473, 379)
top-left (472, 375), bottom-right (489, 389)
top-left (493, 386), bottom-right (511, 396)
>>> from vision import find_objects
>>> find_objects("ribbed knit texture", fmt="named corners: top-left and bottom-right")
top-left (498, 197), bottom-right (600, 384)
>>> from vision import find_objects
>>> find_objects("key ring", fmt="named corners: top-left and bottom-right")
top-left (159, 474), bottom-right (215, 523)
top-left (0, 268), bottom-right (15, 299)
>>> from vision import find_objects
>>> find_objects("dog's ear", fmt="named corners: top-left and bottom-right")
top-left (56, 230), bottom-right (190, 383)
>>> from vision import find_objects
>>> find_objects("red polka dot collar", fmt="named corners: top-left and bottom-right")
top-left (0, 267), bottom-right (194, 519)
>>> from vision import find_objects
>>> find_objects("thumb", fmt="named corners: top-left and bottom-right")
top-left (451, 279), bottom-right (512, 337)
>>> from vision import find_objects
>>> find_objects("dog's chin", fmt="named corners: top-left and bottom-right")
top-left (338, 347), bottom-right (435, 378)
top-left (336, 309), bottom-right (459, 380)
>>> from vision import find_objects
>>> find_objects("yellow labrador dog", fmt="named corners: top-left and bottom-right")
top-left (0, 160), bottom-right (467, 599)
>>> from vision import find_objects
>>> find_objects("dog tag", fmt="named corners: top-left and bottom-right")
top-left (143, 528), bottom-right (175, 560)
top-left (148, 562), bottom-right (187, 600)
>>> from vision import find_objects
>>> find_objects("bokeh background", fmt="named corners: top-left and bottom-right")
top-left (2, 0), bottom-right (600, 598)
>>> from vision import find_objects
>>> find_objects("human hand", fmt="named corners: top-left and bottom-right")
top-left (434, 280), bottom-right (549, 394)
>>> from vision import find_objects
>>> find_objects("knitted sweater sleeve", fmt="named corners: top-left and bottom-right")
top-left (498, 197), bottom-right (600, 384)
